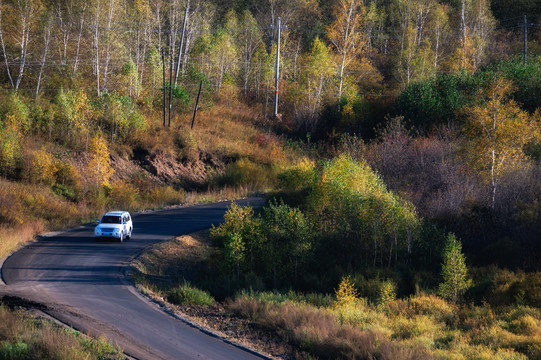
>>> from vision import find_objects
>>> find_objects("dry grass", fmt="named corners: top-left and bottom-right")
top-left (131, 230), bottom-right (214, 294)
top-left (184, 185), bottom-right (257, 204)
top-left (175, 102), bottom-right (282, 164)
top-left (227, 297), bottom-right (432, 360)
top-left (226, 292), bottom-right (538, 360)
top-left (0, 178), bottom-right (97, 260)
top-left (0, 223), bottom-right (45, 261)
top-left (0, 304), bottom-right (124, 360)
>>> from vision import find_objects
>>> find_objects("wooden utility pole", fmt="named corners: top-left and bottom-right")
top-left (162, 49), bottom-right (166, 128)
top-left (191, 80), bottom-right (203, 129)
top-left (169, 50), bottom-right (173, 127)
top-left (273, 17), bottom-right (281, 118)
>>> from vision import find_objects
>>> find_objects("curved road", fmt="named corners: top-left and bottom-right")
top-left (1, 198), bottom-right (265, 360)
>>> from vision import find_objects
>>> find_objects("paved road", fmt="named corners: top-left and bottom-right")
top-left (1, 198), bottom-right (266, 360)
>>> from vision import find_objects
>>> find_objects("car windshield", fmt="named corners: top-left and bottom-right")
top-left (101, 215), bottom-right (122, 224)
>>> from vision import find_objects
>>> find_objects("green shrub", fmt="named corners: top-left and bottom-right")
top-left (2, 94), bottom-right (31, 133)
top-left (166, 282), bottom-right (215, 306)
top-left (0, 341), bottom-right (29, 359)
top-left (377, 280), bottom-right (397, 305)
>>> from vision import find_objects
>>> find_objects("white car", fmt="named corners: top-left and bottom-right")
top-left (95, 211), bottom-right (133, 242)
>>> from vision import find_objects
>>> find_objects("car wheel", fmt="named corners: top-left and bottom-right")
top-left (127, 228), bottom-right (132, 239)
top-left (119, 232), bottom-right (124, 243)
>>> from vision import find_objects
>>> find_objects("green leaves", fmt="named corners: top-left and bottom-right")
top-left (308, 155), bottom-right (420, 267)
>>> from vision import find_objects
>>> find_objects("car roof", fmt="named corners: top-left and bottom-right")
top-left (103, 211), bottom-right (130, 216)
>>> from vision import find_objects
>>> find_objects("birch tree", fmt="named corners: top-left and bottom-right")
top-left (297, 37), bottom-right (335, 131)
top-left (0, 1), bottom-right (14, 88)
top-left (36, 14), bottom-right (53, 97)
top-left (1, 0), bottom-right (43, 90)
top-left (238, 10), bottom-right (263, 95)
top-left (464, 78), bottom-right (540, 207)
top-left (326, 0), bottom-right (368, 101)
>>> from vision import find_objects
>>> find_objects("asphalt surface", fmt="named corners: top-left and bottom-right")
top-left (1, 197), bottom-right (266, 360)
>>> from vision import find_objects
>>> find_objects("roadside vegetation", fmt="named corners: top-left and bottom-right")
top-left (0, 303), bottom-right (124, 360)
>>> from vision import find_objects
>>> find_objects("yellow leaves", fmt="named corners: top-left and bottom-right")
top-left (223, 202), bottom-right (254, 230)
top-left (86, 132), bottom-right (114, 189)
top-left (464, 78), bottom-right (540, 175)
top-left (0, 121), bottom-right (21, 176)
top-left (335, 276), bottom-right (359, 308)
top-left (31, 146), bottom-right (55, 185)
top-left (464, 77), bottom-right (541, 205)
top-left (73, 90), bottom-right (92, 133)
top-left (450, 26), bottom-right (477, 74)
top-left (327, 0), bottom-right (366, 56)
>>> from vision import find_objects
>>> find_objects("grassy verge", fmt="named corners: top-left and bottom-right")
top-left (0, 303), bottom-right (124, 360)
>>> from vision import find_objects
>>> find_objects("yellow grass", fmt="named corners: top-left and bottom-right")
top-left (0, 222), bottom-right (44, 260)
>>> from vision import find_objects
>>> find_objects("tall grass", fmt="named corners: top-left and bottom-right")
top-left (227, 292), bottom-right (536, 360)
top-left (0, 304), bottom-right (123, 360)
top-left (0, 223), bottom-right (44, 260)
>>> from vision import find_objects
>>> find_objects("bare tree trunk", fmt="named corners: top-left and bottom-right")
top-left (73, 4), bottom-right (86, 78)
top-left (101, 0), bottom-right (115, 93)
top-left (434, 26), bottom-right (440, 69)
top-left (55, 2), bottom-right (72, 67)
top-left (0, 5), bottom-right (14, 88)
top-left (338, 53), bottom-right (346, 100)
top-left (15, 1), bottom-right (34, 90)
top-left (36, 18), bottom-right (52, 97)
top-left (92, 1), bottom-right (101, 96)
top-left (461, 0), bottom-right (466, 41)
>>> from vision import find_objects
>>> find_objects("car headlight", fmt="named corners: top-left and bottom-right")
top-left (112, 228), bottom-right (121, 236)
top-left (95, 228), bottom-right (102, 236)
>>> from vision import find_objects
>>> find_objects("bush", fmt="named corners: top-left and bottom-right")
top-left (109, 180), bottom-right (140, 210)
top-left (277, 158), bottom-right (316, 192)
top-left (1, 93), bottom-right (31, 133)
top-left (166, 282), bottom-right (215, 306)
top-left (510, 273), bottom-right (541, 307)
top-left (409, 295), bottom-right (454, 323)
top-left (394, 73), bottom-right (480, 131)
top-left (508, 314), bottom-right (539, 336)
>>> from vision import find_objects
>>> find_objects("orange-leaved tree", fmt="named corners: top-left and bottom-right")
top-left (464, 77), bottom-right (541, 207)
